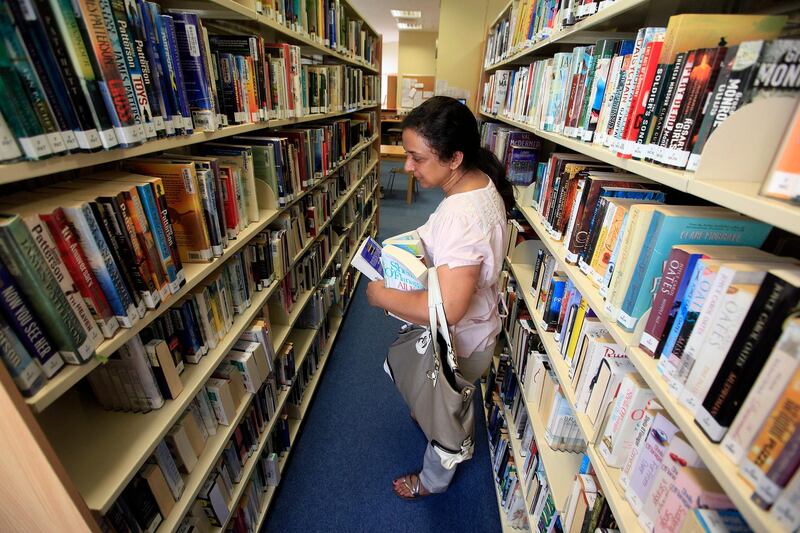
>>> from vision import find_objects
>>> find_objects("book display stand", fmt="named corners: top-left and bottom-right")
top-left (480, 0), bottom-right (800, 531)
top-left (0, 0), bottom-right (382, 530)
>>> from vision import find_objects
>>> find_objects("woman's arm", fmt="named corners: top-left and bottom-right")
top-left (366, 264), bottom-right (481, 325)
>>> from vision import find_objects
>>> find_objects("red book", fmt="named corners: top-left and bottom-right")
top-left (219, 167), bottom-right (239, 238)
top-left (618, 40), bottom-right (665, 158)
top-left (40, 208), bottom-right (118, 338)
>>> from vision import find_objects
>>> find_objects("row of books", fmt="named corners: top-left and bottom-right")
top-left (483, 0), bottom-right (616, 68)
top-left (481, 14), bottom-right (799, 177)
top-left (484, 389), bottom-right (539, 530)
top-left (0, 0), bottom-right (380, 163)
top-left (505, 229), bottom-right (800, 529)
top-left (482, 124), bottom-right (542, 186)
top-left (260, 0), bottom-right (379, 69)
top-left (0, 131), bottom-right (376, 397)
top-left (497, 266), bottom-right (761, 533)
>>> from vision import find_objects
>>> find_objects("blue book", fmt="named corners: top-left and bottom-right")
top-left (652, 252), bottom-right (704, 358)
top-left (171, 12), bottom-right (215, 131)
top-left (134, 183), bottom-right (180, 293)
top-left (618, 207), bottom-right (772, 330)
top-left (0, 314), bottom-right (45, 397)
top-left (658, 258), bottom-right (707, 368)
top-left (160, 14), bottom-right (193, 133)
top-left (143, 1), bottom-right (181, 132)
top-left (545, 277), bottom-right (567, 327)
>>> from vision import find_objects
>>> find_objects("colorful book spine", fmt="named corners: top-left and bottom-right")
top-left (61, 203), bottom-right (139, 328)
top-left (134, 181), bottom-right (182, 293)
top-left (40, 208), bottom-right (119, 338)
top-left (0, 262), bottom-right (64, 378)
top-left (170, 12), bottom-right (216, 131)
top-left (0, 215), bottom-right (94, 364)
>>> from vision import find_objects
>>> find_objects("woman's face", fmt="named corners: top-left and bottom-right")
top-left (401, 129), bottom-right (453, 189)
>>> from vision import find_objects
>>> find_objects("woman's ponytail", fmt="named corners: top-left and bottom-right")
top-left (476, 146), bottom-right (514, 212)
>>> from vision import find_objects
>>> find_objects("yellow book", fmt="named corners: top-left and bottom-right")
top-left (564, 299), bottom-right (588, 365)
top-left (124, 160), bottom-right (213, 263)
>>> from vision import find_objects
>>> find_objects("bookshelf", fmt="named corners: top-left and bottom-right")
top-left (481, 1), bottom-right (800, 531)
top-left (504, 186), bottom-right (787, 532)
top-left (0, 0), bottom-right (383, 529)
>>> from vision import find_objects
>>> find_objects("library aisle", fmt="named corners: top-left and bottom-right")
top-left (264, 166), bottom-right (502, 532)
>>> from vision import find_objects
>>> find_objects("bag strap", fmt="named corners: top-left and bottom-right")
top-left (427, 267), bottom-right (458, 370)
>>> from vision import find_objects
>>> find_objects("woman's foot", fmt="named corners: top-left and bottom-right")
top-left (393, 473), bottom-right (430, 499)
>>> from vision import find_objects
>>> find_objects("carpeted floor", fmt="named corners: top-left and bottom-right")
top-left (262, 162), bottom-right (502, 532)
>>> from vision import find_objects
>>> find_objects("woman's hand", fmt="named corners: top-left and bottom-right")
top-left (366, 280), bottom-right (385, 308)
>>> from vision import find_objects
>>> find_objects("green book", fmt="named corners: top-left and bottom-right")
top-left (0, 214), bottom-right (94, 364)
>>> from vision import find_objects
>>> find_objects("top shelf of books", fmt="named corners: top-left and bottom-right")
top-left (484, 0), bottom-right (652, 70)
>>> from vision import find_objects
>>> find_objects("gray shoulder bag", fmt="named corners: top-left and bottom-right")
top-left (383, 267), bottom-right (476, 469)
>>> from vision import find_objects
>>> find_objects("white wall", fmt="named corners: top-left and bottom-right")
top-left (381, 40), bottom-right (398, 107)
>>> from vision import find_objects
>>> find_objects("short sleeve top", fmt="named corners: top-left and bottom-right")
top-left (417, 179), bottom-right (507, 357)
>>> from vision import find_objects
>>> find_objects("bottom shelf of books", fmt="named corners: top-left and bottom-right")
top-left (61, 190), bottom-right (378, 531)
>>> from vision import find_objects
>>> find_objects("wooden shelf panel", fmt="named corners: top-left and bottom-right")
top-left (485, 113), bottom-right (800, 234)
top-left (156, 385), bottom-right (290, 533)
top-left (38, 284), bottom-right (276, 513)
top-left (485, 0), bottom-right (650, 70)
top-left (1, 106), bottom-right (377, 184)
top-left (505, 204), bottom-right (784, 531)
top-left (26, 139), bottom-right (377, 413)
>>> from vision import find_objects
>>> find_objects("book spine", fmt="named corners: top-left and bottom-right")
top-left (112, 194), bottom-right (161, 301)
top-left (45, 0), bottom-right (119, 148)
top-left (61, 204), bottom-right (138, 328)
top-left (141, 1), bottom-right (181, 132)
top-left (117, 189), bottom-right (167, 301)
top-left (0, 216), bottom-right (94, 364)
top-left (22, 0), bottom-right (104, 151)
top-left (119, 337), bottom-right (164, 409)
top-left (639, 248), bottom-right (691, 356)
top-left (74, 0), bottom-right (144, 145)
top-left (135, 183), bottom-right (181, 294)
top-left (697, 274), bottom-right (800, 442)
top-left (21, 214), bottom-right (103, 353)
top-left (0, 315), bottom-right (45, 397)
top-left (749, 374), bottom-right (800, 509)
top-left (153, 439), bottom-right (185, 499)
top-left (123, 0), bottom-right (166, 135)
top-left (40, 209), bottom-right (119, 338)
top-left (170, 12), bottom-right (215, 131)
top-left (0, 3), bottom-right (66, 155)
top-left (722, 319), bottom-right (799, 464)
top-left (95, 198), bottom-right (158, 309)
top-left (160, 14), bottom-right (193, 132)
top-left (0, 262), bottom-right (64, 377)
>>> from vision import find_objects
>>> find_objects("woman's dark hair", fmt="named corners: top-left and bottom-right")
top-left (401, 96), bottom-right (514, 212)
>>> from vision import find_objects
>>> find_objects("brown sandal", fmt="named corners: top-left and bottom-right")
top-left (393, 473), bottom-right (430, 500)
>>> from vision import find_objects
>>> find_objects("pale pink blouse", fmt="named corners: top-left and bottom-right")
top-left (418, 179), bottom-right (507, 358)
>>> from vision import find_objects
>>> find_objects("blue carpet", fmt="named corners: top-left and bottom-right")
top-left (263, 163), bottom-right (502, 532)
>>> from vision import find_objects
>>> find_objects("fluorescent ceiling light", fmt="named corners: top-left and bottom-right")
top-left (391, 9), bottom-right (422, 18)
top-left (397, 22), bottom-right (423, 30)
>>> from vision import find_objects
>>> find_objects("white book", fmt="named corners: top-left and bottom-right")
top-left (618, 405), bottom-right (661, 492)
top-left (153, 440), bottom-right (185, 500)
top-left (381, 245), bottom-right (427, 291)
top-left (678, 282), bottom-right (761, 413)
top-left (723, 318), bottom-right (800, 465)
top-left (121, 336), bottom-right (165, 410)
top-left (574, 332), bottom-right (624, 412)
top-left (598, 372), bottom-right (655, 468)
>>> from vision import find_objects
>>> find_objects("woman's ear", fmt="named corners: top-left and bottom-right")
top-left (449, 151), bottom-right (464, 170)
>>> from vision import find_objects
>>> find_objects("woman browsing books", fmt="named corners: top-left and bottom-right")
top-left (366, 96), bottom-right (511, 500)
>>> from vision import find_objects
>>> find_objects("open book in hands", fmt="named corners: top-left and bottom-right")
top-left (353, 231), bottom-right (428, 321)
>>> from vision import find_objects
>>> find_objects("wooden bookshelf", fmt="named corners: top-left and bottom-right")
top-left (482, 112), bottom-right (800, 235)
top-left (24, 141), bottom-right (378, 414)
top-left (485, 0), bottom-right (651, 70)
top-left (501, 189), bottom-right (787, 532)
top-left (0, 0), bottom-right (383, 528)
top-left (0, 106), bottom-right (378, 185)
top-left (503, 254), bottom-right (640, 532)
